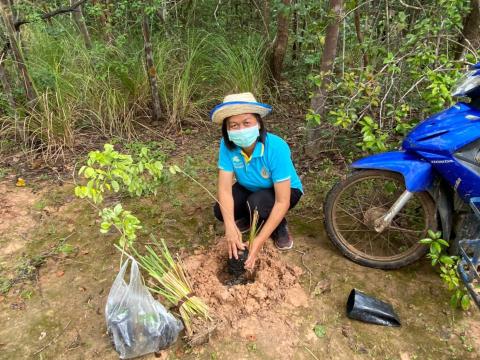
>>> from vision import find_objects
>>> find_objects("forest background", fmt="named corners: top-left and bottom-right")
top-left (0, 0), bottom-right (479, 159)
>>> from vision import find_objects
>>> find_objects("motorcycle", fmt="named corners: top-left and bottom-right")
top-left (323, 62), bottom-right (480, 306)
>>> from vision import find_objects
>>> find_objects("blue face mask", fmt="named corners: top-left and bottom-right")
top-left (227, 125), bottom-right (260, 148)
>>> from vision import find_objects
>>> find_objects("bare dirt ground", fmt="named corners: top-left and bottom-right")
top-left (0, 113), bottom-right (479, 359)
top-left (1, 174), bottom-right (479, 360)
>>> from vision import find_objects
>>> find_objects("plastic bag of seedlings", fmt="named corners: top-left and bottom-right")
top-left (105, 258), bottom-right (183, 359)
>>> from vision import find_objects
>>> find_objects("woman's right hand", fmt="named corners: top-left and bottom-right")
top-left (225, 224), bottom-right (245, 259)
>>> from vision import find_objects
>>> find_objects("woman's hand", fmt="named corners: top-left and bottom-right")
top-left (244, 238), bottom-right (261, 271)
top-left (225, 225), bottom-right (245, 259)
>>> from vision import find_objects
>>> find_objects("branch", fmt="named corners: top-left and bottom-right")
top-left (14, 0), bottom-right (88, 30)
top-left (0, 41), bottom-right (9, 65)
top-left (398, 0), bottom-right (422, 11)
top-left (1, 0), bottom-right (88, 62)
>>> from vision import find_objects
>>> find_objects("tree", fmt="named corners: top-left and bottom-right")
top-left (0, 0), bottom-right (37, 104)
top-left (270, 0), bottom-right (291, 81)
top-left (70, 0), bottom-right (92, 49)
top-left (141, 14), bottom-right (162, 123)
top-left (308, 0), bottom-right (344, 141)
top-left (0, 51), bottom-right (16, 114)
top-left (353, 0), bottom-right (368, 68)
top-left (454, 0), bottom-right (480, 60)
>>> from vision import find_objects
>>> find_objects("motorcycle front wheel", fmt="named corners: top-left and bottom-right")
top-left (323, 170), bottom-right (437, 269)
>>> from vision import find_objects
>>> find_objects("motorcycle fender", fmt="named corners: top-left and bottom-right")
top-left (351, 151), bottom-right (435, 191)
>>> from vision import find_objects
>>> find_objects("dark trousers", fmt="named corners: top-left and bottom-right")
top-left (213, 183), bottom-right (302, 230)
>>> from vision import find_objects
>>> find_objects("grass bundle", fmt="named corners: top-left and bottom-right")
top-left (132, 236), bottom-right (210, 336)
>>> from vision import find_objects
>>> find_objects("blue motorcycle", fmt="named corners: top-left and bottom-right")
top-left (324, 63), bottom-right (480, 303)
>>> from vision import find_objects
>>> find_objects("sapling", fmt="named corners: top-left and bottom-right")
top-left (227, 208), bottom-right (262, 278)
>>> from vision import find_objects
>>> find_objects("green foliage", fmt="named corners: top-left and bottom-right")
top-left (420, 230), bottom-right (471, 310)
top-left (313, 324), bottom-right (326, 338)
top-left (75, 143), bottom-right (165, 204)
top-left (210, 35), bottom-right (269, 97)
top-left (2, 0), bottom-right (479, 157)
top-left (100, 204), bottom-right (142, 248)
top-left (305, 0), bottom-right (475, 153)
top-left (74, 143), bottom-right (168, 249)
top-left (357, 116), bottom-right (388, 153)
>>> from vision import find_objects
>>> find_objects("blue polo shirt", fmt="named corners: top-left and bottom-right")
top-left (218, 133), bottom-right (303, 193)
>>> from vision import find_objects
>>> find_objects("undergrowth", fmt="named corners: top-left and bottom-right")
top-left (0, 22), bottom-right (269, 158)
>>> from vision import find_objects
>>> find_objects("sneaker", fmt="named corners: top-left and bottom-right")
top-left (235, 217), bottom-right (251, 233)
top-left (272, 224), bottom-right (293, 250)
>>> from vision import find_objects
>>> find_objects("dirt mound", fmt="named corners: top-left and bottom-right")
top-left (182, 239), bottom-right (309, 335)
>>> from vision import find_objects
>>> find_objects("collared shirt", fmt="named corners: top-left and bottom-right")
top-left (218, 133), bottom-right (303, 193)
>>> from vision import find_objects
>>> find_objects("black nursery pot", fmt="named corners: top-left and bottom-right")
top-left (227, 249), bottom-right (249, 277)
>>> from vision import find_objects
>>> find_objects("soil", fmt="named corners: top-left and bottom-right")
top-left (183, 240), bottom-right (308, 333)
top-left (0, 183), bottom-right (39, 257)
top-left (0, 124), bottom-right (480, 359)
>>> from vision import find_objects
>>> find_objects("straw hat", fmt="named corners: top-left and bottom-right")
top-left (210, 92), bottom-right (272, 124)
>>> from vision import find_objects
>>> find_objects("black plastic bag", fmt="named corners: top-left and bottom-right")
top-left (346, 289), bottom-right (401, 327)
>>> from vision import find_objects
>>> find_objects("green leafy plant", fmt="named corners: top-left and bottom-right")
top-left (74, 143), bottom-right (165, 250)
top-left (100, 204), bottom-right (142, 248)
top-left (313, 324), bottom-right (326, 338)
top-left (76, 144), bottom-right (210, 334)
top-left (420, 230), bottom-right (471, 310)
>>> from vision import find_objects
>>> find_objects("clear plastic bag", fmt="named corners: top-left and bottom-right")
top-left (105, 258), bottom-right (183, 359)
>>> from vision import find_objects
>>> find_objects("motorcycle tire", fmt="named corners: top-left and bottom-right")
top-left (323, 169), bottom-right (437, 270)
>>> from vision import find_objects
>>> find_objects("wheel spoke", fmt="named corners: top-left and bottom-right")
top-left (330, 172), bottom-right (433, 262)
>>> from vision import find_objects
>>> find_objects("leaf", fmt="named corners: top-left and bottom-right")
top-left (450, 293), bottom-right (459, 308)
top-left (419, 238), bottom-right (432, 244)
top-left (440, 255), bottom-right (454, 265)
top-left (111, 180), bottom-right (120, 192)
top-left (437, 239), bottom-right (449, 247)
top-left (461, 294), bottom-right (470, 310)
top-left (313, 324), bottom-right (326, 338)
top-left (427, 229), bottom-right (437, 239)
top-left (113, 203), bottom-right (123, 216)
top-left (84, 167), bottom-right (96, 178)
top-left (432, 242), bottom-right (442, 254)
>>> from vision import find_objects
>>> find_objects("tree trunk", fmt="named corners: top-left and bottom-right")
top-left (307, 0), bottom-right (344, 144)
top-left (292, 0), bottom-right (298, 61)
top-left (0, 56), bottom-right (16, 113)
top-left (0, 0), bottom-right (37, 104)
top-left (454, 0), bottom-right (480, 60)
top-left (270, 0), bottom-right (291, 82)
top-left (70, 0), bottom-right (92, 49)
top-left (141, 15), bottom-right (162, 123)
top-left (310, 0), bottom-right (344, 116)
top-left (354, 2), bottom-right (368, 68)
top-left (263, 0), bottom-right (270, 38)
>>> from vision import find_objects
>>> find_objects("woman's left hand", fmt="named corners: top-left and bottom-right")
top-left (244, 240), bottom-right (261, 271)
